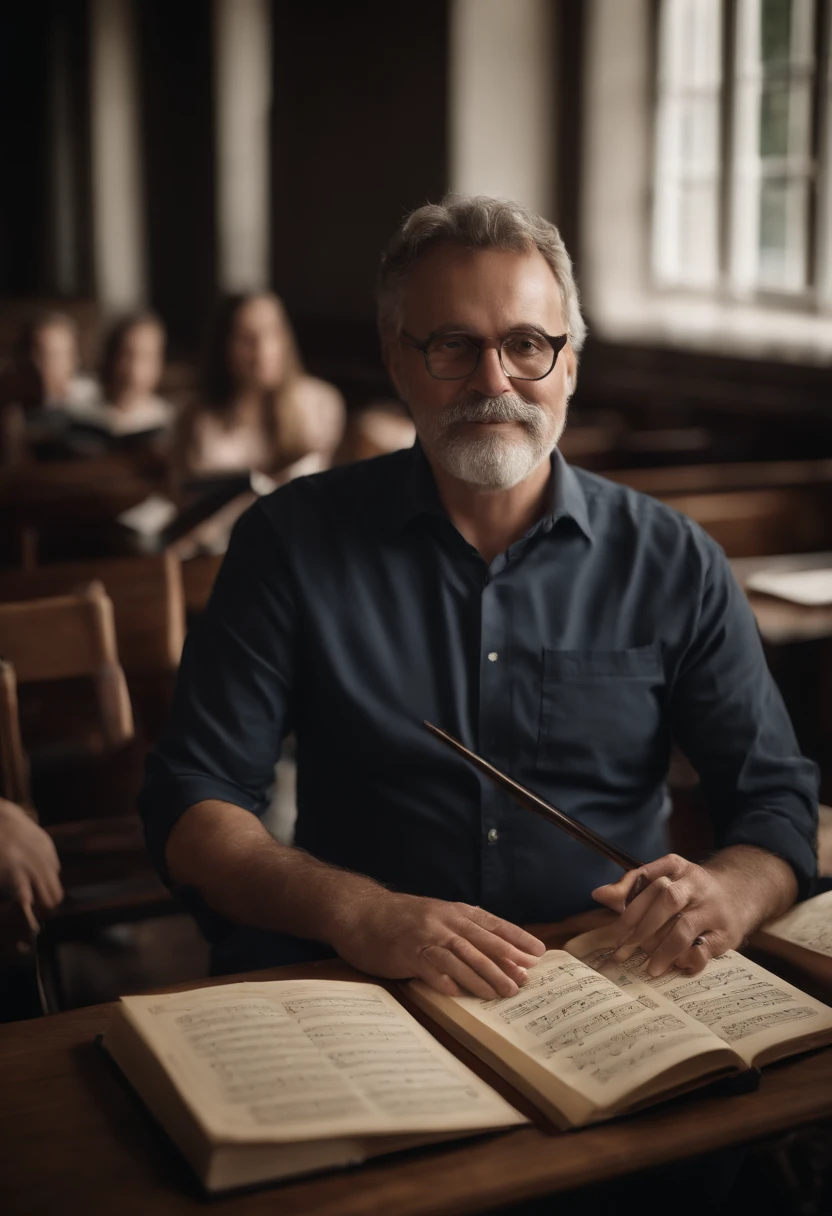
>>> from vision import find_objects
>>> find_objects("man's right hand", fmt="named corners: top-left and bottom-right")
top-left (328, 890), bottom-right (546, 999)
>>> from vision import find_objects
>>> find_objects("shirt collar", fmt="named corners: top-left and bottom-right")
top-left (386, 441), bottom-right (594, 543)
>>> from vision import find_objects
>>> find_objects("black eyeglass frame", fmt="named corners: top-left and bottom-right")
top-left (400, 329), bottom-right (570, 382)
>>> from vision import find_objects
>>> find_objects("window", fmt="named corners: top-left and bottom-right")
top-left (653, 0), bottom-right (831, 303)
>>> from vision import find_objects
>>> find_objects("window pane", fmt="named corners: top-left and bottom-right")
top-left (729, 0), bottom-right (816, 294)
top-left (761, 0), bottom-right (793, 64)
top-left (758, 177), bottom-right (809, 288)
top-left (760, 82), bottom-right (791, 155)
top-left (653, 0), bottom-right (723, 287)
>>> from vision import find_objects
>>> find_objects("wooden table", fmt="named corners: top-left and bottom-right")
top-left (2, 911), bottom-right (831, 1216)
top-left (731, 552), bottom-right (832, 644)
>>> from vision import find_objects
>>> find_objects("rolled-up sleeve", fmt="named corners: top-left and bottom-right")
top-left (669, 538), bottom-right (819, 896)
top-left (139, 501), bottom-right (297, 879)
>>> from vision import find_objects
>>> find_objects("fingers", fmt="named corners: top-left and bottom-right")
top-left (416, 964), bottom-right (462, 998)
top-left (10, 872), bottom-right (39, 936)
top-left (421, 937), bottom-right (524, 999)
top-left (615, 876), bottom-right (695, 951)
top-left (464, 922), bottom-right (543, 972)
top-left (592, 868), bottom-right (647, 913)
top-left (645, 924), bottom-right (716, 976)
top-left (467, 907), bottom-right (546, 958)
top-left (423, 943), bottom-right (513, 1001)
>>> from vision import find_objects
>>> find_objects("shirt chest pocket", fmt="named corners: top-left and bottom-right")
top-left (536, 645), bottom-right (665, 784)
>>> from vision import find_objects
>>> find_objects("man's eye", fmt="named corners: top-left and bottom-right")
top-left (504, 335), bottom-right (543, 355)
top-left (435, 338), bottom-right (468, 352)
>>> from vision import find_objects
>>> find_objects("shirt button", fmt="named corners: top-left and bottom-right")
top-left (487, 828), bottom-right (500, 843)
top-left (487, 651), bottom-right (499, 662)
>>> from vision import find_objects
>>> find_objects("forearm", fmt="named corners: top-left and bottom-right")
top-left (165, 799), bottom-right (384, 945)
top-left (704, 843), bottom-right (798, 931)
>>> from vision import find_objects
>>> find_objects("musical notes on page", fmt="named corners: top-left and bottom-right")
top-left (126, 980), bottom-right (523, 1139)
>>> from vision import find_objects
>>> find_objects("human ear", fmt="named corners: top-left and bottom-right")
top-left (563, 345), bottom-right (578, 399)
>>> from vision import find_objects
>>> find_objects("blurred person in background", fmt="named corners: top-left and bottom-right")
top-left (175, 291), bottom-right (345, 483)
top-left (63, 311), bottom-right (175, 448)
top-left (0, 311), bottom-right (99, 460)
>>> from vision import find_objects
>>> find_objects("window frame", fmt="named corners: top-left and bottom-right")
top-left (650, 0), bottom-right (832, 313)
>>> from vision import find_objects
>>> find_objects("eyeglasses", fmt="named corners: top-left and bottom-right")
top-left (400, 329), bottom-right (569, 382)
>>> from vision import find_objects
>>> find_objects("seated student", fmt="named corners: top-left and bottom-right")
top-left (1, 311), bottom-right (99, 463)
top-left (175, 291), bottom-right (345, 482)
top-left (1, 311), bottom-right (99, 424)
top-left (64, 312), bottom-right (174, 447)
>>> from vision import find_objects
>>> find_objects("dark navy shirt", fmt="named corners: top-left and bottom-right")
top-left (140, 444), bottom-right (818, 970)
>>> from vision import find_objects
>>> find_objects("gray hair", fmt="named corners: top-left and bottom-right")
top-left (377, 194), bottom-right (586, 354)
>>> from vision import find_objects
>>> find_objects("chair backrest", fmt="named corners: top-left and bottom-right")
top-left (0, 552), bottom-right (185, 673)
top-left (0, 583), bottom-right (134, 747)
top-left (0, 659), bottom-right (32, 810)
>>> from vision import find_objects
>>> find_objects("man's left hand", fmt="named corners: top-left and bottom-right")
top-left (591, 846), bottom-right (798, 977)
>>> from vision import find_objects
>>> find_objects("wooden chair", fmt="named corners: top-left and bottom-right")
top-left (0, 554), bottom-right (185, 740)
top-left (0, 584), bottom-right (134, 752)
top-left (0, 553), bottom-right (184, 674)
top-left (0, 645), bottom-right (175, 1010)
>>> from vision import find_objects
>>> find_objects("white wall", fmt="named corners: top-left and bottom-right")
top-left (89, 0), bottom-right (146, 313)
top-left (449, 0), bottom-right (556, 218)
top-left (214, 0), bottom-right (272, 292)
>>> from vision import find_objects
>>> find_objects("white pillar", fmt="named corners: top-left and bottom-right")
top-left (449, 0), bottom-right (555, 218)
top-left (89, 0), bottom-right (146, 312)
top-left (214, 0), bottom-right (272, 292)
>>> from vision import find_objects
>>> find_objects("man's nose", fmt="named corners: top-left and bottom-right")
top-left (466, 345), bottom-right (513, 398)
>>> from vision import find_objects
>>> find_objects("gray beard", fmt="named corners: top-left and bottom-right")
top-left (423, 392), bottom-right (563, 490)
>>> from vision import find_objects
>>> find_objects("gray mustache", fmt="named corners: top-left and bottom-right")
top-left (440, 393), bottom-right (543, 428)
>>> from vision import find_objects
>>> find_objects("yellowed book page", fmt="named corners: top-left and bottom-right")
top-left (567, 927), bottom-right (832, 1068)
top-left (120, 979), bottom-right (525, 1144)
top-left (759, 891), bottom-right (832, 956)
top-left (413, 950), bottom-right (723, 1115)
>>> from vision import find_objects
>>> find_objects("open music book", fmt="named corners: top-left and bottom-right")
top-left (102, 979), bottom-right (526, 1193)
top-left (408, 925), bottom-right (832, 1131)
top-left (103, 928), bottom-right (832, 1191)
top-left (751, 890), bottom-right (832, 987)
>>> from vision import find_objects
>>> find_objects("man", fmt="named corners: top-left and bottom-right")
top-left (141, 195), bottom-right (818, 998)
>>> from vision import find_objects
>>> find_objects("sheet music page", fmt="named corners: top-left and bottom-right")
top-left (425, 950), bottom-right (721, 1110)
top-left (567, 927), bottom-right (832, 1068)
top-left (761, 891), bottom-right (832, 956)
top-left (121, 979), bottom-right (524, 1143)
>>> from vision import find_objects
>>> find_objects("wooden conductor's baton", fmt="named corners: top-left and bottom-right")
top-left (424, 720), bottom-right (648, 905)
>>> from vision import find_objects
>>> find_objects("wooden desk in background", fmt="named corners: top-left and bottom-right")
top-left (731, 552), bottom-right (832, 645)
top-left (1, 911), bottom-right (831, 1216)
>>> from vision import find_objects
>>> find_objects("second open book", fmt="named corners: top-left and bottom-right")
top-left (408, 924), bottom-right (832, 1130)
